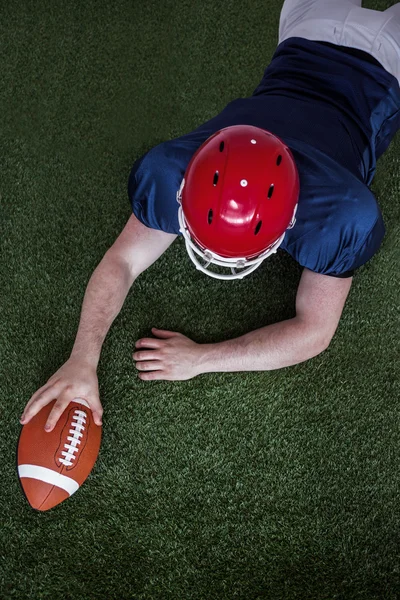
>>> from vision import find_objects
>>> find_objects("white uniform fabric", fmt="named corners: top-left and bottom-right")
top-left (279, 0), bottom-right (400, 86)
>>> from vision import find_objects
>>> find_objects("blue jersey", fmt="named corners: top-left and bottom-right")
top-left (128, 37), bottom-right (400, 277)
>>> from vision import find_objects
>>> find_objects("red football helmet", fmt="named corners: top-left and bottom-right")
top-left (177, 124), bottom-right (299, 280)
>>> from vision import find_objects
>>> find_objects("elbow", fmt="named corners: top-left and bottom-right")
top-left (310, 331), bottom-right (333, 359)
top-left (300, 323), bottom-right (334, 361)
top-left (296, 317), bottom-right (336, 361)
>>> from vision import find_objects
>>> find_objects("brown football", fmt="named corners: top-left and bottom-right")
top-left (17, 398), bottom-right (102, 511)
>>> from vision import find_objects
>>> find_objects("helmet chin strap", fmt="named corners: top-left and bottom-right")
top-left (177, 205), bottom-right (285, 281)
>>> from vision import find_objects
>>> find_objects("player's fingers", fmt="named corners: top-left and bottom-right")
top-left (45, 396), bottom-right (103, 431)
top-left (20, 383), bottom-right (64, 425)
top-left (44, 397), bottom-right (72, 432)
top-left (132, 350), bottom-right (160, 361)
top-left (138, 370), bottom-right (167, 381)
top-left (21, 378), bottom-right (62, 417)
top-left (87, 397), bottom-right (104, 427)
top-left (151, 327), bottom-right (181, 338)
top-left (135, 338), bottom-right (163, 349)
top-left (135, 361), bottom-right (163, 372)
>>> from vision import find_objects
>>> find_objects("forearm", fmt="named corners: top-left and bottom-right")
top-left (199, 317), bottom-right (327, 373)
top-left (70, 251), bottom-right (136, 368)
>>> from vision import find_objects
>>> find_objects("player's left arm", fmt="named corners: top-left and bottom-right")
top-left (133, 268), bottom-right (353, 379)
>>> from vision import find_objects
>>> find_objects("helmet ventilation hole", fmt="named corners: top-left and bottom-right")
top-left (213, 171), bottom-right (219, 186)
top-left (208, 209), bottom-right (213, 225)
top-left (219, 142), bottom-right (224, 152)
top-left (277, 155), bottom-right (282, 166)
top-left (267, 184), bottom-right (274, 199)
top-left (255, 221), bottom-right (262, 235)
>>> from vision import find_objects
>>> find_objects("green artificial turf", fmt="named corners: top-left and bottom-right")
top-left (1, 0), bottom-right (400, 598)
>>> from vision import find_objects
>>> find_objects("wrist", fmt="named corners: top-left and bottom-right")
top-left (196, 342), bottom-right (221, 375)
top-left (69, 348), bottom-right (99, 370)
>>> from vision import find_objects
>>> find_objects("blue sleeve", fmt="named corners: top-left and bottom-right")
top-left (127, 135), bottom-right (209, 234)
top-left (331, 214), bottom-right (385, 275)
top-left (284, 187), bottom-right (386, 276)
top-left (127, 143), bottom-right (182, 234)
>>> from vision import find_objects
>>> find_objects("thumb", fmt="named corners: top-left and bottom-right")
top-left (92, 411), bottom-right (103, 427)
top-left (89, 399), bottom-right (103, 427)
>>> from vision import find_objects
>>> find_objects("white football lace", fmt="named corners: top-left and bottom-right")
top-left (59, 410), bottom-right (87, 467)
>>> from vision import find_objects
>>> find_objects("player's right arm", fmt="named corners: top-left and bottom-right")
top-left (20, 213), bottom-right (177, 431)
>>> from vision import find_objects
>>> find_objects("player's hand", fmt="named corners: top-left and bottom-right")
top-left (133, 327), bottom-right (203, 381)
top-left (19, 358), bottom-right (103, 432)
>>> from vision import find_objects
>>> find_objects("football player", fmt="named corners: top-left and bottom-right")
top-left (20, 0), bottom-right (400, 431)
